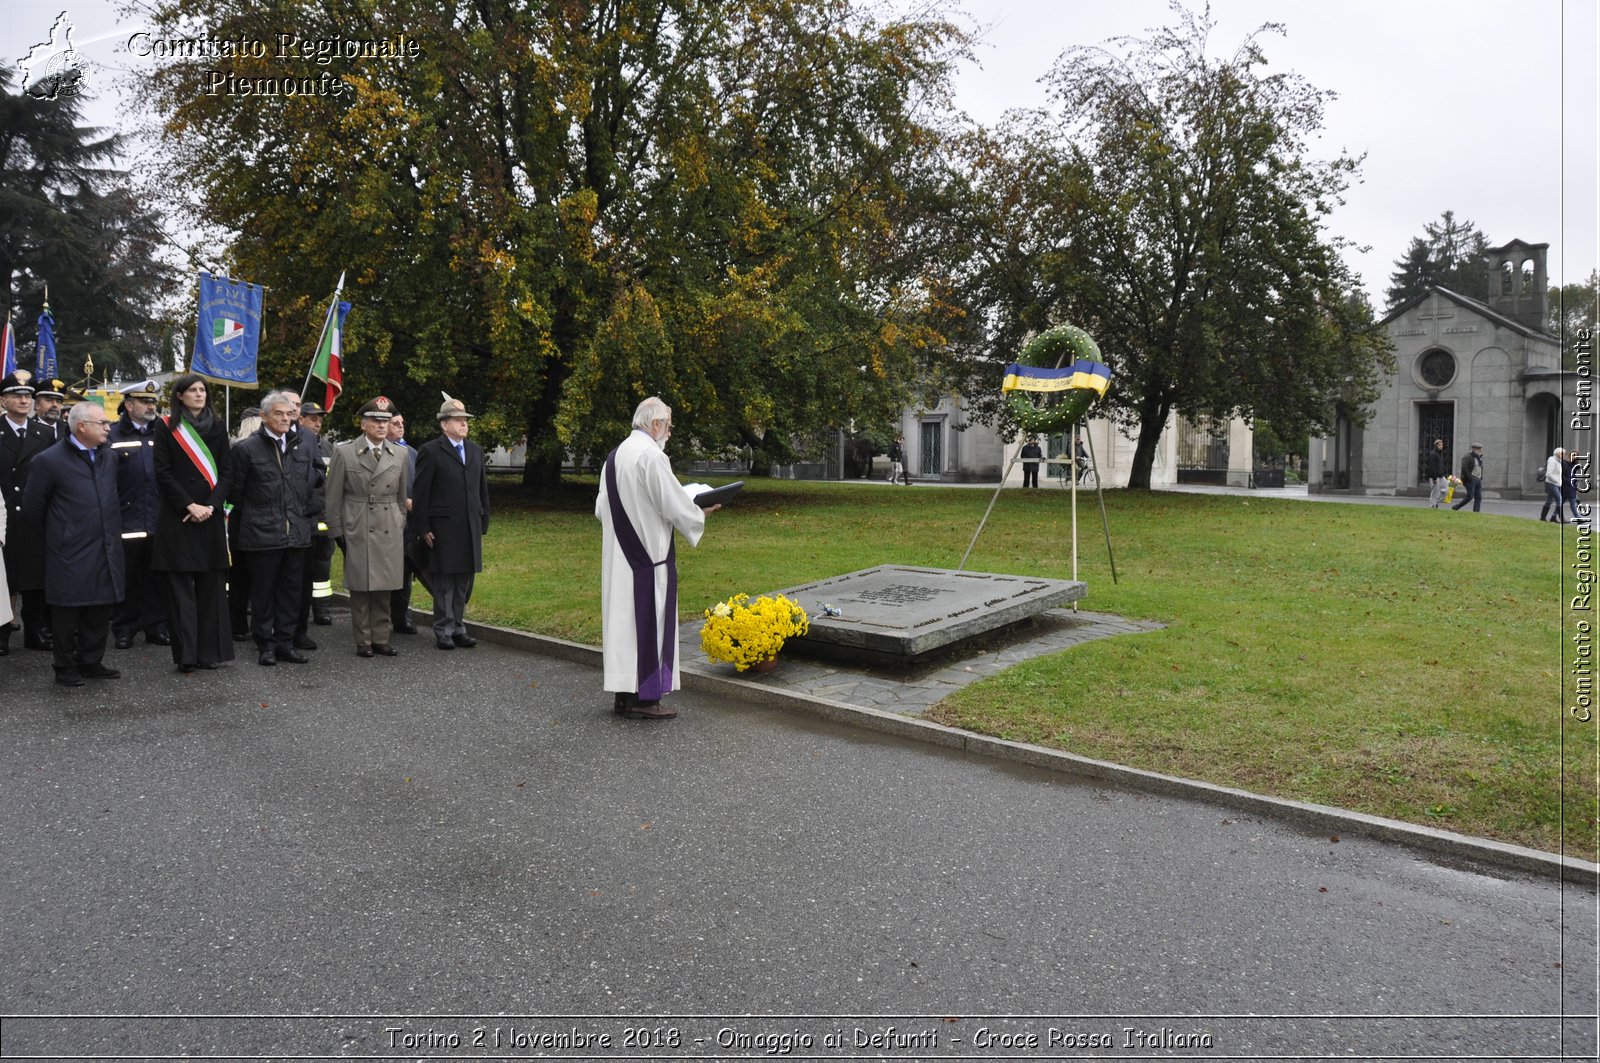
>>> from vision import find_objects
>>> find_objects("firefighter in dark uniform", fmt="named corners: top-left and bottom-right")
top-left (109, 379), bottom-right (170, 648)
top-left (296, 400), bottom-right (337, 635)
top-left (1, 371), bottom-right (56, 653)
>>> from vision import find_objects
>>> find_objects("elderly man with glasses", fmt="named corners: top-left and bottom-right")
top-left (21, 401), bottom-right (126, 686)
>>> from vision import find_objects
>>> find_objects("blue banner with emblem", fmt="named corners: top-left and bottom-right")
top-left (191, 272), bottom-right (263, 386)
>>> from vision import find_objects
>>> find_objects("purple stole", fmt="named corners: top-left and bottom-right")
top-left (604, 447), bottom-right (677, 700)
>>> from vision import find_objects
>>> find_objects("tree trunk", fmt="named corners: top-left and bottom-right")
top-left (1127, 397), bottom-right (1172, 490)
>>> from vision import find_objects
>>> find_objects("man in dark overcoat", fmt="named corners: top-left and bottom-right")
top-left (410, 394), bottom-right (490, 650)
top-left (109, 380), bottom-right (169, 648)
top-left (228, 390), bottom-right (321, 666)
top-left (22, 401), bottom-right (125, 686)
top-left (1, 371), bottom-right (56, 653)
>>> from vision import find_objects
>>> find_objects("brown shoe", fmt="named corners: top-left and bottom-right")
top-left (623, 702), bottom-right (677, 720)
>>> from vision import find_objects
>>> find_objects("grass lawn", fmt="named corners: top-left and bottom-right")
top-left (366, 476), bottom-right (1591, 860)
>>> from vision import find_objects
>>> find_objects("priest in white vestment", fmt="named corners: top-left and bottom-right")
top-left (596, 397), bottom-right (718, 719)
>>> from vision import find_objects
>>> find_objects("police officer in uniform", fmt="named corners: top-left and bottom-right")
top-left (1, 371), bottom-right (56, 653)
top-left (30, 380), bottom-right (66, 440)
top-left (295, 400), bottom-right (337, 636)
top-left (109, 379), bottom-right (170, 648)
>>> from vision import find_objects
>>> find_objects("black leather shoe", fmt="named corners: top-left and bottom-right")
top-left (25, 633), bottom-right (53, 651)
top-left (276, 648), bottom-right (310, 664)
top-left (356, 646), bottom-right (374, 658)
top-left (147, 632), bottom-right (171, 646)
top-left (435, 637), bottom-right (455, 650)
top-left (54, 670), bottom-right (85, 687)
top-left (312, 610), bottom-right (333, 626)
top-left (177, 663), bottom-right (195, 674)
top-left (233, 630), bottom-right (252, 643)
top-left (452, 633), bottom-right (477, 648)
top-left (292, 633), bottom-right (318, 651)
top-left (114, 634), bottom-right (134, 650)
top-left (199, 662), bottom-right (221, 670)
top-left (79, 663), bottom-right (121, 679)
top-left (258, 650), bottom-right (277, 666)
top-left (372, 644), bottom-right (398, 657)
top-left (393, 621), bottom-right (418, 635)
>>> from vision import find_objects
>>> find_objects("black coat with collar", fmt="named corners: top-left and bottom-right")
top-left (110, 412), bottom-right (162, 535)
top-left (1, 415), bottom-right (59, 589)
top-left (152, 412), bottom-right (233, 572)
top-left (228, 425), bottom-right (322, 551)
top-left (22, 435), bottom-right (126, 607)
top-left (409, 433), bottom-right (490, 574)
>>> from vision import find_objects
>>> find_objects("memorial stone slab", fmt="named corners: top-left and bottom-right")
top-left (771, 565), bottom-right (1087, 666)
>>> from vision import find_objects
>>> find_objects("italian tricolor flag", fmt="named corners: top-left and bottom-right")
top-left (309, 293), bottom-right (352, 412)
top-left (213, 317), bottom-right (244, 342)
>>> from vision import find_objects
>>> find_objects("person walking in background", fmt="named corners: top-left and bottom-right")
top-left (596, 397), bottom-right (719, 720)
top-left (1540, 447), bottom-right (1566, 523)
top-left (22, 402), bottom-right (124, 687)
top-left (1451, 443), bottom-right (1485, 513)
top-left (888, 434), bottom-right (907, 486)
top-left (1424, 438), bottom-right (1449, 508)
top-left (1019, 436), bottom-right (1043, 489)
top-left (325, 397), bottom-right (410, 658)
top-left (385, 410), bottom-right (421, 635)
top-left (1, 372), bottom-right (56, 654)
top-left (152, 375), bottom-right (234, 673)
top-left (109, 380), bottom-right (169, 649)
top-left (410, 394), bottom-right (490, 651)
top-left (229, 391), bottom-right (321, 666)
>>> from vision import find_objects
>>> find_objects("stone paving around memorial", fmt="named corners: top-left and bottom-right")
top-left (680, 607), bottom-right (1163, 715)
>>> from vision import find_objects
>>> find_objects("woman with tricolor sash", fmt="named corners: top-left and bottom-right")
top-left (152, 374), bottom-right (235, 672)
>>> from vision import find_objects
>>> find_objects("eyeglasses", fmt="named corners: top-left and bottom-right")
top-left (81, 419), bottom-right (112, 428)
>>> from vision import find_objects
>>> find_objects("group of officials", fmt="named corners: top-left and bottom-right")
top-left (7, 377), bottom-right (715, 722)
top-left (1, 371), bottom-right (489, 686)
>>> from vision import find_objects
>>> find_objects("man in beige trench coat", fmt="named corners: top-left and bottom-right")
top-left (325, 397), bottom-right (411, 657)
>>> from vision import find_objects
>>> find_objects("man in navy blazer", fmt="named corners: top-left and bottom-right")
top-left (409, 394), bottom-right (490, 650)
top-left (22, 401), bottom-right (126, 685)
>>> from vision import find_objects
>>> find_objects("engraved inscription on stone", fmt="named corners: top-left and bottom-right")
top-left (851, 584), bottom-right (951, 607)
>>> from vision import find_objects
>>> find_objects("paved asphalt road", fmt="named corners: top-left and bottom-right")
top-left (2, 622), bottom-right (1595, 1061)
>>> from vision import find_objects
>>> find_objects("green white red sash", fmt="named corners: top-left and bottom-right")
top-left (167, 414), bottom-right (219, 488)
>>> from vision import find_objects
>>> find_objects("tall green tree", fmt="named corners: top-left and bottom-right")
top-left (0, 67), bottom-right (174, 381)
top-left (142, 0), bottom-right (971, 481)
top-left (1549, 269), bottom-right (1598, 369)
top-left (1383, 209), bottom-right (1490, 310)
top-left (952, 3), bottom-right (1392, 489)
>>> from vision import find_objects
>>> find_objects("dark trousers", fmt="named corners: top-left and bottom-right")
top-left (20, 587), bottom-right (49, 636)
top-left (390, 556), bottom-right (416, 627)
top-left (1021, 463), bottom-right (1039, 488)
top-left (162, 569), bottom-right (233, 668)
top-left (1452, 479), bottom-right (1483, 512)
top-left (228, 551), bottom-right (252, 636)
top-left (297, 536), bottom-right (336, 634)
top-left (51, 603), bottom-right (111, 672)
top-left (430, 571), bottom-right (475, 638)
top-left (114, 536), bottom-right (168, 639)
top-left (244, 549), bottom-right (306, 652)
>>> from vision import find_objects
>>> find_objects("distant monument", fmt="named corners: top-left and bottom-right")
top-left (773, 565), bottom-right (1085, 667)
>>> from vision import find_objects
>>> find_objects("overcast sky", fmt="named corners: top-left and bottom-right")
top-left (9, 0), bottom-right (1598, 307)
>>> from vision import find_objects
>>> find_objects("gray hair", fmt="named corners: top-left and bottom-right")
top-left (632, 396), bottom-right (672, 432)
top-left (260, 390), bottom-right (296, 415)
top-left (67, 402), bottom-right (104, 429)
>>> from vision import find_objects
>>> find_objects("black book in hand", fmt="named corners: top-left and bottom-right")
top-left (693, 481), bottom-right (744, 507)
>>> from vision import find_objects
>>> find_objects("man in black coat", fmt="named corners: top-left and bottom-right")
top-left (109, 380), bottom-right (169, 648)
top-left (1424, 438), bottom-right (1449, 508)
top-left (22, 402), bottom-right (125, 686)
top-left (1, 371), bottom-right (56, 653)
top-left (227, 390), bottom-right (321, 666)
top-left (410, 394), bottom-right (490, 650)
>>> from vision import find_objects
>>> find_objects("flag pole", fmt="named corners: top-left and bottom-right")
top-left (302, 272), bottom-right (346, 400)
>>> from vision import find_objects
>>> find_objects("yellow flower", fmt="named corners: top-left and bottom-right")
top-left (701, 593), bottom-right (811, 671)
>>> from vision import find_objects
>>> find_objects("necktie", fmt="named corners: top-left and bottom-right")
top-left (456, 442), bottom-right (466, 465)
top-left (87, 448), bottom-right (95, 465)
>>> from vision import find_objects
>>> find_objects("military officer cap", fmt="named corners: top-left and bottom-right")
top-left (357, 396), bottom-right (396, 420)
top-left (300, 400), bottom-right (328, 417)
top-left (436, 391), bottom-right (475, 420)
top-left (35, 379), bottom-right (66, 399)
top-left (60, 387), bottom-right (87, 408)
top-left (0, 370), bottom-right (35, 395)
top-left (119, 379), bottom-right (160, 401)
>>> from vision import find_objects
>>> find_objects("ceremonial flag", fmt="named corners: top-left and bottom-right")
top-left (306, 272), bottom-right (349, 411)
top-left (192, 272), bottom-right (263, 386)
top-left (35, 305), bottom-right (57, 379)
top-left (1001, 359), bottom-right (1112, 397)
top-left (1, 312), bottom-right (15, 379)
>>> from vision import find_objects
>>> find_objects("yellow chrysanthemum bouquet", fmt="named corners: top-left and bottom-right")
top-left (700, 593), bottom-right (810, 671)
